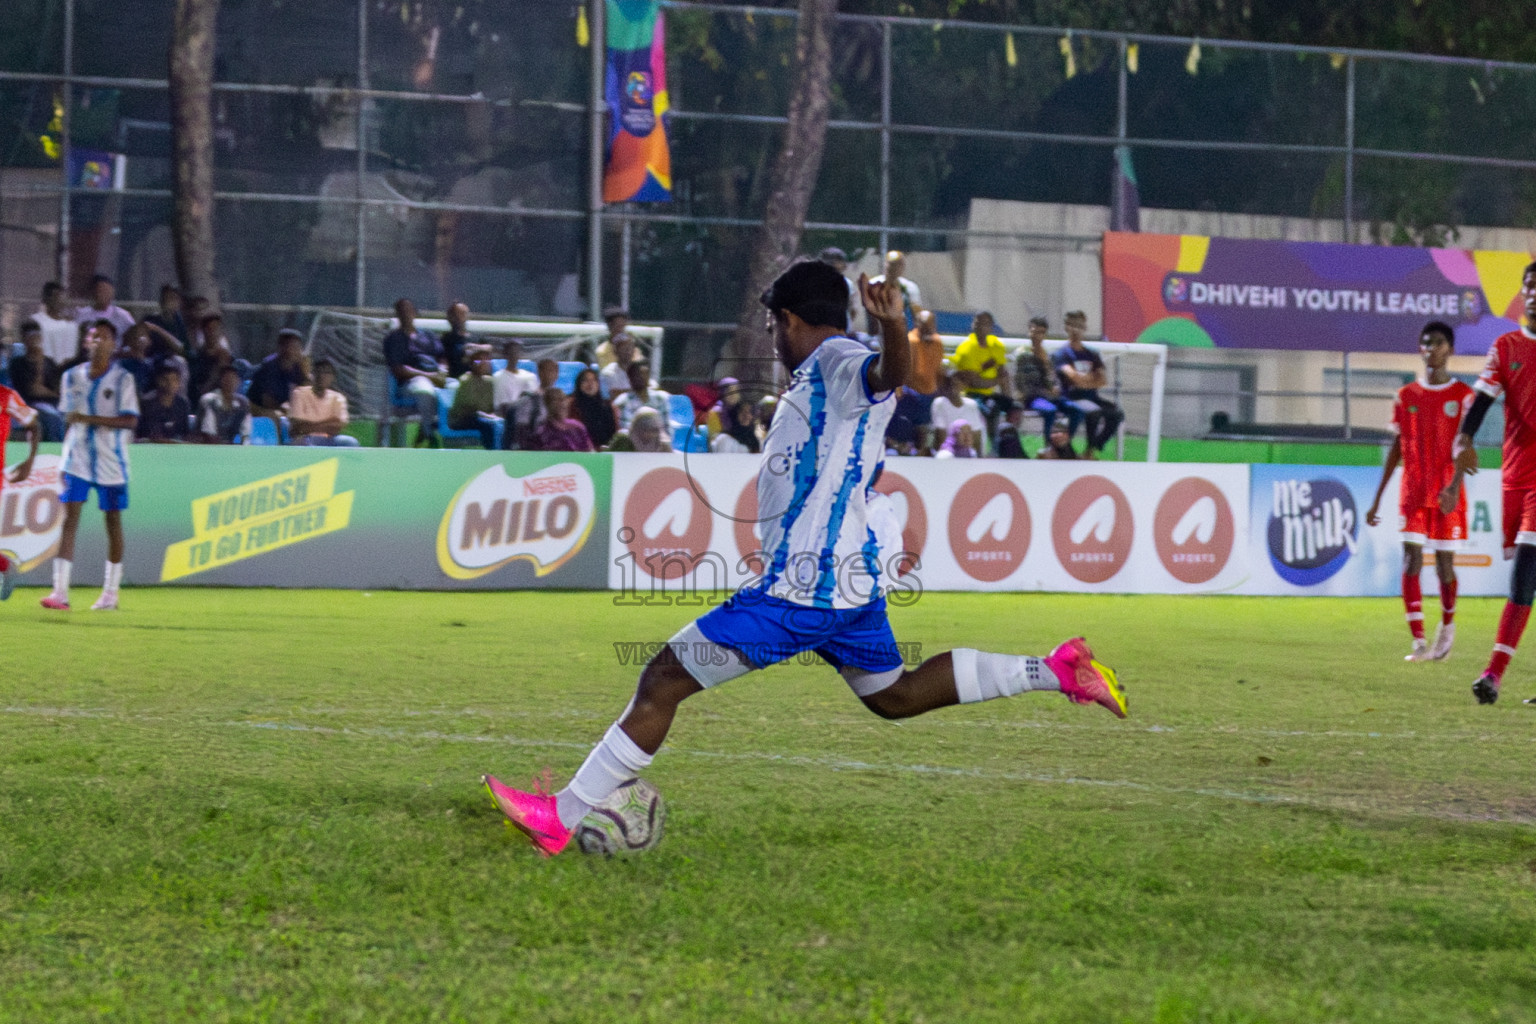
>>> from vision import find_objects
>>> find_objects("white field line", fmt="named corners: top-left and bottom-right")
top-left (3, 706), bottom-right (1532, 827)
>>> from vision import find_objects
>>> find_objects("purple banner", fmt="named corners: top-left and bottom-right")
top-left (1103, 232), bottom-right (1534, 356)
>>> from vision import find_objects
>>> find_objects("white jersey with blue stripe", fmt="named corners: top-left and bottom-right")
top-left (60, 362), bottom-right (139, 486)
top-left (757, 336), bottom-right (895, 609)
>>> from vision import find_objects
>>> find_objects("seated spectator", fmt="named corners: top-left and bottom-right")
top-left (607, 407), bottom-right (670, 453)
top-left (611, 360), bottom-right (670, 431)
top-left (11, 321), bottom-right (65, 441)
top-left (441, 301), bottom-right (493, 379)
top-left (188, 337), bottom-right (233, 400)
top-left (756, 395), bottom-right (777, 443)
top-left (116, 324), bottom-right (157, 399)
top-left (929, 370), bottom-right (985, 452)
top-left (907, 308), bottom-right (946, 398)
top-left (1037, 421), bottom-right (1080, 460)
top-left (144, 283), bottom-right (190, 352)
top-left (187, 313), bottom-right (234, 397)
top-left (533, 388), bottom-right (594, 452)
top-left (288, 358), bottom-right (360, 447)
top-left (818, 246), bottom-right (862, 333)
top-left (710, 391), bottom-right (759, 453)
top-left (599, 333), bottom-right (643, 398)
top-left (1015, 316), bottom-right (1082, 441)
top-left (952, 311), bottom-right (1015, 439)
top-left (995, 424), bottom-right (1028, 459)
top-left (62, 321), bottom-right (92, 373)
top-left (248, 329), bottom-right (308, 415)
top-left (492, 343), bottom-right (542, 450)
top-left (74, 274), bottom-right (135, 340)
top-left (594, 306), bottom-right (630, 367)
top-left (1052, 310), bottom-right (1124, 457)
top-left (140, 319), bottom-right (192, 399)
top-left (449, 355), bottom-right (498, 448)
top-left (885, 413), bottom-right (917, 456)
top-left (198, 366), bottom-right (254, 443)
top-left (704, 377), bottom-right (741, 436)
top-left (570, 368), bottom-right (618, 448)
top-left (34, 281), bottom-right (78, 364)
top-left (136, 365), bottom-right (193, 443)
top-left (934, 421), bottom-right (979, 459)
top-left (382, 297), bottom-right (446, 447)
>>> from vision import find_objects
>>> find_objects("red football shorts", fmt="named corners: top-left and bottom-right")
top-left (1502, 487), bottom-right (1536, 556)
top-left (1400, 502), bottom-right (1467, 550)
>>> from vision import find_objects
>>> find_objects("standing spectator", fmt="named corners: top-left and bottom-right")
top-left (929, 371), bottom-right (985, 448)
top-left (952, 311), bottom-right (1015, 439)
top-left (382, 298), bottom-right (447, 447)
top-left (570, 368), bottom-right (618, 448)
top-left (198, 366), bottom-right (254, 444)
top-left (449, 354), bottom-right (498, 448)
top-left (934, 421), bottom-right (979, 459)
top-left (144, 284), bottom-right (190, 352)
top-left (1037, 422), bottom-right (1080, 460)
top-left (247, 329), bottom-right (308, 416)
top-left (533, 388), bottom-right (594, 452)
top-left (11, 321), bottom-right (65, 441)
top-left (135, 365), bottom-right (193, 443)
top-left (599, 333), bottom-right (643, 398)
top-left (74, 274), bottom-right (136, 340)
top-left (288, 358), bottom-right (359, 447)
top-left (441, 301), bottom-right (492, 379)
top-left (818, 246), bottom-right (861, 332)
top-left (868, 250), bottom-right (922, 330)
top-left (34, 281), bottom-right (80, 364)
top-left (611, 361), bottom-right (670, 431)
top-left (116, 324), bottom-right (157, 399)
top-left (1015, 316), bottom-right (1082, 441)
top-left (995, 424), bottom-right (1028, 459)
top-left (607, 407), bottom-right (669, 453)
top-left (1052, 311), bottom-right (1124, 457)
top-left (595, 306), bottom-right (630, 367)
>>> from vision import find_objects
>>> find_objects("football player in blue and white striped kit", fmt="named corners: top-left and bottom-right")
top-left (42, 319), bottom-right (139, 611)
top-left (484, 261), bottom-right (1128, 855)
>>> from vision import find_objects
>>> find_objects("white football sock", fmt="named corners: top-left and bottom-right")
top-left (557, 722), bottom-right (653, 830)
top-left (52, 558), bottom-right (72, 597)
top-left (951, 649), bottom-right (1060, 704)
top-left (103, 561), bottom-right (123, 596)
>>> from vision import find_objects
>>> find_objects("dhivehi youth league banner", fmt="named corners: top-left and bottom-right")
top-left (1103, 231), bottom-right (1534, 356)
top-left (602, 0), bottom-right (672, 202)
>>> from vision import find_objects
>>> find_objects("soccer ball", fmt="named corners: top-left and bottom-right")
top-left (575, 778), bottom-right (666, 855)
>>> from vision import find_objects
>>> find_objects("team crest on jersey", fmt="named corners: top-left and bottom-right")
top-left (1407, 405), bottom-right (1418, 414)
top-left (1444, 400), bottom-right (1460, 416)
top-left (103, 389), bottom-right (114, 399)
top-left (1513, 362), bottom-right (1524, 372)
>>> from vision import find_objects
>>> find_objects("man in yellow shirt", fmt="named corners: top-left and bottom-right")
top-left (951, 311), bottom-right (1016, 444)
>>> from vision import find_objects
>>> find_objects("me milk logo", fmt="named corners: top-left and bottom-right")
top-left (0, 454), bottom-right (64, 571)
top-left (1266, 476), bottom-right (1357, 586)
top-left (622, 467), bottom-right (712, 580)
top-left (1052, 475), bottom-right (1134, 583)
top-left (1154, 477), bottom-right (1235, 584)
top-left (947, 474), bottom-right (1030, 582)
top-left (437, 463), bottom-right (596, 579)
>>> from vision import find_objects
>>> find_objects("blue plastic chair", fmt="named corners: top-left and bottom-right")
top-left (490, 358), bottom-right (507, 374)
top-left (668, 393), bottom-right (696, 430)
top-left (517, 359), bottom-right (537, 374)
top-left (671, 424), bottom-right (709, 453)
top-left (555, 361), bottom-right (586, 395)
top-left (380, 370), bottom-right (423, 447)
top-left (248, 417), bottom-right (279, 446)
top-left (435, 385), bottom-right (485, 444)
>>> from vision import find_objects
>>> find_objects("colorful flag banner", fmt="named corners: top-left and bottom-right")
top-left (603, 0), bottom-right (672, 203)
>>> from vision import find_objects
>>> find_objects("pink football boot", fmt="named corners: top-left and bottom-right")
top-left (482, 774), bottom-right (573, 856)
top-left (39, 593), bottom-right (70, 611)
top-left (1045, 637), bottom-right (1128, 718)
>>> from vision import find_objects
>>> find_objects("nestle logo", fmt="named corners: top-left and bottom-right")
top-left (523, 475), bottom-right (577, 497)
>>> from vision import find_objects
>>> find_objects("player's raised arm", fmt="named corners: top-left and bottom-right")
top-left (858, 273), bottom-right (910, 394)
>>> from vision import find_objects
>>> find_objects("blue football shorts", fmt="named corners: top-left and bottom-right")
top-left (61, 473), bottom-right (129, 511)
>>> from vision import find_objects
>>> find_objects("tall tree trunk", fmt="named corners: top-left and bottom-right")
top-left (169, 0), bottom-right (221, 308)
top-left (716, 0), bottom-right (839, 386)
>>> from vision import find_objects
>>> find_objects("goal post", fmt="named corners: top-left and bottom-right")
top-left (939, 335), bottom-right (1169, 462)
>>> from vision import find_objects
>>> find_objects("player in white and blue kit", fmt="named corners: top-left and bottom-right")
top-left (42, 318), bottom-right (138, 612)
top-left (484, 261), bottom-right (1128, 855)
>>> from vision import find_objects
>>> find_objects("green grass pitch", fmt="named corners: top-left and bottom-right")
top-left (2, 588), bottom-right (1535, 1022)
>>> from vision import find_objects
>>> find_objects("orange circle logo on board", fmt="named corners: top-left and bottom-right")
top-left (947, 473), bottom-right (1030, 583)
top-left (622, 467), bottom-right (712, 580)
top-left (1153, 476), bottom-right (1234, 584)
top-left (1051, 475), bottom-right (1134, 583)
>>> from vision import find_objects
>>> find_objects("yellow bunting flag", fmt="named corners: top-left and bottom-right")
top-left (1127, 42), bottom-right (1139, 74)
top-left (576, 5), bottom-right (589, 47)
top-left (1005, 32), bottom-right (1018, 68)
top-left (1060, 35), bottom-right (1077, 79)
top-left (1185, 39), bottom-right (1202, 76)
top-left (1330, 52), bottom-right (1345, 70)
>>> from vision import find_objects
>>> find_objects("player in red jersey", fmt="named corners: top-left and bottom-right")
top-left (1453, 261), bottom-right (1536, 704)
top-left (0, 382), bottom-right (40, 600)
top-left (1366, 321), bottom-right (1472, 662)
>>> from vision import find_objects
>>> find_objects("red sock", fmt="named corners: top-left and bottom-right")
top-left (1440, 578), bottom-right (1458, 625)
top-left (1402, 573), bottom-right (1425, 641)
top-left (1486, 603), bottom-right (1533, 679)
top-left (0, 554), bottom-right (8, 572)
